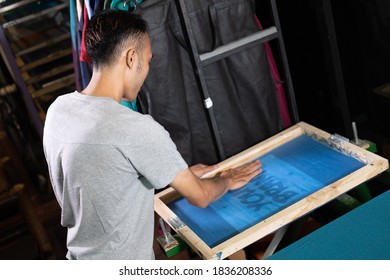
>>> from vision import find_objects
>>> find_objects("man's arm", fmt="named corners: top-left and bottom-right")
top-left (170, 160), bottom-right (262, 208)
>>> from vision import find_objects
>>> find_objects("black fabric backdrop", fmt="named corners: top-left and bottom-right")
top-left (135, 0), bottom-right (282, 165)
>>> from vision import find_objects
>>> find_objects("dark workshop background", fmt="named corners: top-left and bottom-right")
top-left (0, 0), bottom-right (389, 260)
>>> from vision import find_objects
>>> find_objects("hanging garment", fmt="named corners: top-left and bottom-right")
top-left (76, 3), bottom-right (92, 89)
top-left (104, 0), bottom-right (113, 10)
top-left (110, 0), bottom-right (144, 11)
top-left (80, 4), bottom-right (91, 63)
top-left (254, 15), bottom-right (291, 128)
top-left (120, 99), bottom-right (139, 111)
top-left (94, 0), bottom-right (105, 12)
top-left (70, 0), bottom-right (82, 90)
top-left (85, 0), bottom-right (93, 18)
top-left (76, 0), bottom-right (83, 21)
top-left (135, 0), bottom-right (282, 165)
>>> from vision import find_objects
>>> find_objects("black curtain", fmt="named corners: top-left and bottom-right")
top-left (136, 0), bottom-right (282, 165)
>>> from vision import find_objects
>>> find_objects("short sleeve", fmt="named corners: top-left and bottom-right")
top-left (124, 117), bottom-right (188, 189)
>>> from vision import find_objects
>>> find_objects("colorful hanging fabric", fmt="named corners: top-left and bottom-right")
top-left (254, 15), bottom-right (291, 128)
top-left (110, 0), bottom-right (144, 11)
top-left (80, 4), bottom-right (91, 63)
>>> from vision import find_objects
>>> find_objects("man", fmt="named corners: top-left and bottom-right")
top-left (43, 10), bottom-right (261, 260)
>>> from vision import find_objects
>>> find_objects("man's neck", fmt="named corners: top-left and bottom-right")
top-left (81, 69), bottom-right (124, 103)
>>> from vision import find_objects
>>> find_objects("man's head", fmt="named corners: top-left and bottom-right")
top-left (84, 10), bottom-right (152, 101)
top-left (85, 10), bottom-right (148, 70)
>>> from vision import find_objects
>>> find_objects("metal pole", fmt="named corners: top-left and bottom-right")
top-left (0, 26), bottom-right (43, 139)
top-left (270, 0), bottom-right (300, 124)
top-left (316, 0), bottom-right (353, 138)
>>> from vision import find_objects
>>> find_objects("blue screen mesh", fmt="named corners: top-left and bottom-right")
top-left (168, 135), bottom-right (365, 247)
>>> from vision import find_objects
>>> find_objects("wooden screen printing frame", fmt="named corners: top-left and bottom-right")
top-left (154, 122), bottom-right (389, 260)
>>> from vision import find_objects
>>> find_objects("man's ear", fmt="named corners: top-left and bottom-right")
top-left (126, 49), bottom-right (136, 69)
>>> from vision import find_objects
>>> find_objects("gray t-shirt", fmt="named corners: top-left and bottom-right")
top-left (43, 91), bottom-right (188, 260)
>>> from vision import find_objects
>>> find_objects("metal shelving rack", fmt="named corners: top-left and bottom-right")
top-left (0, 0), bottom-right (74, 139)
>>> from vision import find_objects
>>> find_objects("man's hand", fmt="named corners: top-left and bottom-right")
top-left (220, 160), bottom-right (262, 191)
top-left (189, 163), bottom-right (219, 178)
top-left (171, 160), bottom-right (262, 208)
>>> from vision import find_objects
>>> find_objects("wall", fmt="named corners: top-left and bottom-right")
top-left (257, 0), bottom-right (390, 141)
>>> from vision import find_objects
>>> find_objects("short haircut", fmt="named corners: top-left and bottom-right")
top-left (85, 10), bottom-right (148, 69)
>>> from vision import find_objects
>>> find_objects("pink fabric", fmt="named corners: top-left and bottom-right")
top-left (80, 4), bottom-right (91, 63)
top-left (254, 15), bottom-right (291, 128)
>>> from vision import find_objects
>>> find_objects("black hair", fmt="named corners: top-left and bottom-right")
top-left (85, 10), bottom-right (148, 69)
